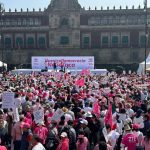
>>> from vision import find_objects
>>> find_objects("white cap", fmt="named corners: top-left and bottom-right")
top-left (61, 132), bottom-right (67, 138)
top-left (80, 119), bottom-right (88, 125)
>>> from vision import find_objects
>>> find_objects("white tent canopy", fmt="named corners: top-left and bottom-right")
top-left (137, 53), bottom-right (150, 74)
top-left (0, 61), bottom-right (7, 67)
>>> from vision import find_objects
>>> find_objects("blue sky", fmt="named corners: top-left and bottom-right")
top-left (1, 0), bottom-right (149, 11)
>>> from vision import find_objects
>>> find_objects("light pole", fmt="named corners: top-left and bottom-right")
top-left (144, 0), bottom-right (148, 74)
top-left (0, 3), bottom-right (4, 73)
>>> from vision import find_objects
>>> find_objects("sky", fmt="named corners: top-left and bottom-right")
top-left (0, 0), bottom-right (150, 11)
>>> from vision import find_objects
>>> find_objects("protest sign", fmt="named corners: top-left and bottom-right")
top-left (13, 108), bottom-right (20, 122)
top-left (14, 98), bottom-right (21, 108)
top-left (33, 108), bottom-right (44, 124)
top-left (123, 70), bottom-right (126, 75)
top-left (92, 81), bottom-right (99, 89)
top-left (129, 70), bottom-right (131, 74)
top-left (2, 92), bottom-right (15, 109)
top-left (1, 81), bottom-right (9, 87)
top-left (51, 108), bottom-right (64, 122)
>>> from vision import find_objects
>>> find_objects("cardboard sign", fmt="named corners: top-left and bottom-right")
top-left (51, 108), bottom-right (64, 122)
top-left (2, 92), bottom-right (15, 109)
top-left (33, 108), bottom-right (44, 124)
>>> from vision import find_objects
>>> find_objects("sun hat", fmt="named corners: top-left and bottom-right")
top-left (124, 124), bottom-right (131, 131)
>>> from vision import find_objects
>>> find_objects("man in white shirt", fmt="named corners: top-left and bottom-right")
top-left (125, 103), bottom-right (135, 118)
top-left (102, 124), bottom-right (120, 149)
top-left (31, 134), bottom-right (46, 150)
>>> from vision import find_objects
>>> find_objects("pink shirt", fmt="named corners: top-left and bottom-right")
top-left (142, 139), bottom-right (150, 150)
top-left (122, 133), bottom-right (138, 150)
top-left (33, 126), bottom-right (48, 144)
top-left (0, 146), bottom-right (7, 150)
top-left (76, 137), bottom-right (88, 150)
top-left (12, 122), bottom-right (24, 141)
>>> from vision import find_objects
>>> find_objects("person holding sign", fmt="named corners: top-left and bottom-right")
top-left (12, 115), bottom-right (24, 150)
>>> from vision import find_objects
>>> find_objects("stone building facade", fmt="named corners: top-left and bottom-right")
top-left (0, 0), bottom-right (150, 70)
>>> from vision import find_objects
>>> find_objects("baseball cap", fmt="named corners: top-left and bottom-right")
top-left (80, 119), bottom-right (88, 125)
top-left (60, 132), bottom-right (67, 138)
top-left (132, 124), bottom-right (140, 130)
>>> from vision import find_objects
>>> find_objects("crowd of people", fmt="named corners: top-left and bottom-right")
top-left (0, 70), bottom-right (150, 150)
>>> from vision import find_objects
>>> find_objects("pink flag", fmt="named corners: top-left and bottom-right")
top-left (93, 101), bottom-right (100, 118)
top-left (81, 69), bottom-right (90, 75)
top-left (104, 104), bottom-right (113, 128)
top-left (75, 78), bottom-right (85, 86)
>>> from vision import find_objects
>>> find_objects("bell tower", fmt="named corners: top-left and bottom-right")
top-left (47, 0), bottom-right (81, 48)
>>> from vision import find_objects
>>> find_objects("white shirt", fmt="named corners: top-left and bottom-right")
top-left (83, 107), bottom-right (92, 113)
top-left (105, 130), bottom-right (120, 149)
top-left (126, 108), bottom-right (134, 118)
top-left (32, 143), bottom-right (46, 150)
top-left (133, 116), bottom-right (144, 128)
top-left (118, 113), bottom-right (128, 122)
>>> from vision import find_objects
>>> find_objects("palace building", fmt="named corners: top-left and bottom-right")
top-left (0, 0), bottom-right (150, 70)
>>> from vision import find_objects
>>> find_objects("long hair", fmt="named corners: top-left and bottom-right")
top-left (144, 128), bottom-right (150, 143)
top-left (98, 141), bottom-right (107, 150)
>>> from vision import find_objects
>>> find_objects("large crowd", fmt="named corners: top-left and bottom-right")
top-left (0, 70), bottom-right (150, 150)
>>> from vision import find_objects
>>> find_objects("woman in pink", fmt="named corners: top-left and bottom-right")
top-left (142, 129), bottom-right (150, 150)
top-left (57, 132), bottom-right (69, 150)
top-left (24, 112), bottom-right (32, 125)
top-left (12, 115), bottom-right (25, 150)
top-left (33, 122), bottom-right (48, 145)
top-left (76, 130), bottom-right (89, 150)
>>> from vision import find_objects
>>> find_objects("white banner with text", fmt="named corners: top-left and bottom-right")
top-left (32, 56), bottom-right (94, 70)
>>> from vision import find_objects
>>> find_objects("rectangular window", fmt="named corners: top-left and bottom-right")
top-left (83, 37), bottom-right (89, 44)
top-left (38, 37), bottom-right (46, 48)
top-left (102, 36), bottom-right (109, 47)
top-left (112, 36), bottom-right (118, 47)
top-left (60, 36), bottom-right (69, 45)
top-left (122, 36), bottom-right (129, 47)
top-left (5, 37), bottom-right (12, 49)
top-left (82, 36), bottom-right (90, 48)
top-left (140, 35), bottom-right (146, 47)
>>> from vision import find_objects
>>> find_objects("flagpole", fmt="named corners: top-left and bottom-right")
top-left (144, 0), bottom-right (148, 74)
top-left (0, 3), bottom-right (4, 74)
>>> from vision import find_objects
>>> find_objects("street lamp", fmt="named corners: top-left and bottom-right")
top-left (144, 0), bottom-right (148, 74)
top-left (0, 3), bottom-right (4, 73)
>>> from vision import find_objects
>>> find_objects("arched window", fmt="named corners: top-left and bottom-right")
top-left (5, 37), bottom-right (12, 49)
top-left (38, 37), bottom-right (46, 48)
top-left (27, 37), bottom-right (34, 48)
top-left (16, 37), bottom-right (23, 49)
